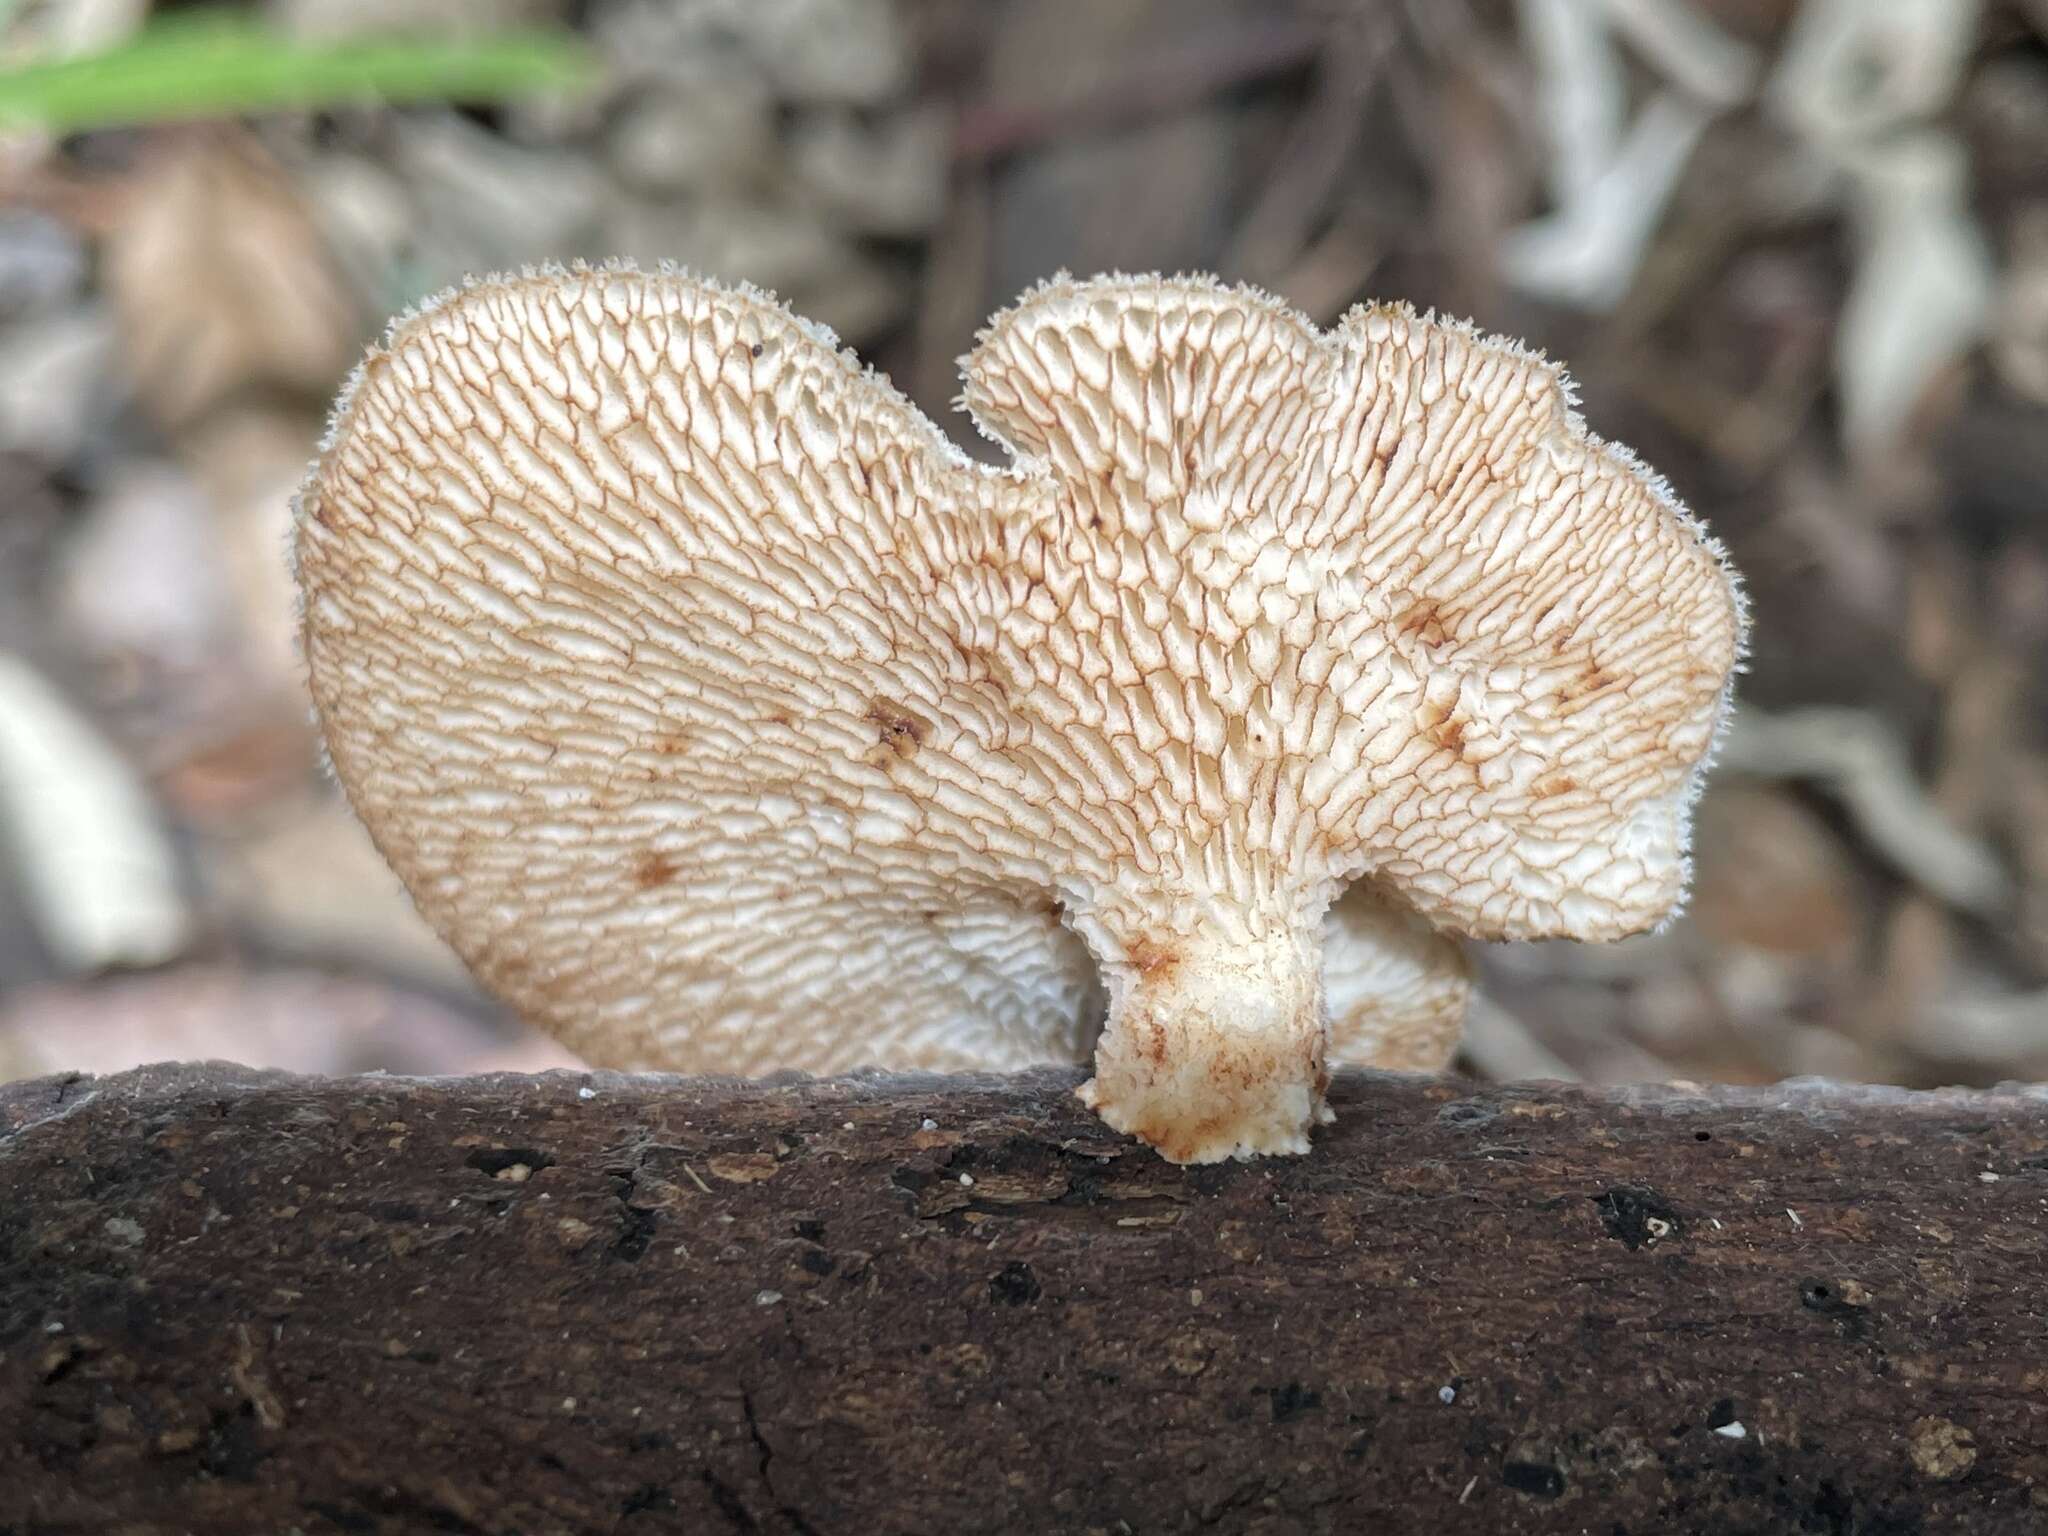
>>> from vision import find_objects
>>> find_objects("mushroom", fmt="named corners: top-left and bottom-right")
top-left (295, 266), bottom-right (1743, 1163)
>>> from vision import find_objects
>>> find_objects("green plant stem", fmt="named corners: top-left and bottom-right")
top-left (0, 11), bottom-right (599, 134)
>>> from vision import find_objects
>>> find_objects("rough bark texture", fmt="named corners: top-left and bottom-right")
top-left (3, 1063), bottom-right (2047, 1534)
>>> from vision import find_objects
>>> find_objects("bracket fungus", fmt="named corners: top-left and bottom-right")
top-left (296, 266), bottom-right (1744, 1164)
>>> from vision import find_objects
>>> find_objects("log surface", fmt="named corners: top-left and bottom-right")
top-left (3, 1063), bottom-right (2047, 1534)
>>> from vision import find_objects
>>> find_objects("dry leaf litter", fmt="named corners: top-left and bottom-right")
top-left (0, 0), bottom-right (2043, 1091)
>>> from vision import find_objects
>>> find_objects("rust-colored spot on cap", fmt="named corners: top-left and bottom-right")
top-left (1394, 597), bottom-right (1452, 648)
top-left (633, 852), bottom-right (680, 890)
top-left (1127, 938), bottom-right (1179, 979)
top-left (1574, 664), bottom-right (1617, 698)
top-left (1428, 716), bottom-right (1468, 757)
top-left (1142, 1016), bottom-right (1169, 1065)
top-left (865, 699), bottom-right (928, 762)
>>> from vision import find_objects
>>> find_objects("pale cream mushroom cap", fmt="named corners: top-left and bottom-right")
top-left (296, 265), bottom-right (1742, 1164)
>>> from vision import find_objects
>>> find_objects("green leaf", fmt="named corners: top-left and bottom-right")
top-left (0, 10), bottom-right (602, 135)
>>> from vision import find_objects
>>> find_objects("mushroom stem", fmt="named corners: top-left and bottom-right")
top-left (1079, 915), bottom-right (1329, 1164)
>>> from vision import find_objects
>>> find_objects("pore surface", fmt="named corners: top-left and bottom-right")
top-left (298, 267), bottom-right (1739, 1155)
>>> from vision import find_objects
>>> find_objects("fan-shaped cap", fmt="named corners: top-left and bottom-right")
top-left (296, 266), bottom-right (1742, 1163)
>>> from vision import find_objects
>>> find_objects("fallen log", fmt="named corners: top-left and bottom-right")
top-left (2, 1063), bottom-right (2045, 1533)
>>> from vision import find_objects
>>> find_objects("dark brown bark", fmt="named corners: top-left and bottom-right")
top-left (2, 1063), bottom-right (2046, 1534)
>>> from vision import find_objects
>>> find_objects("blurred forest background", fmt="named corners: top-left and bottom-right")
top-left (0, 0), bottom-right (2045, 1092)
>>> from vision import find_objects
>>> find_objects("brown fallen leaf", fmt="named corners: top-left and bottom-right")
top-left (1686, 782), bottom-right (1863, 964)
top-left (103, 128), bottom-right (358, 429)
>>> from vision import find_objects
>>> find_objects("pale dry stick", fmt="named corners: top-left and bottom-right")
top-left (0, 652), bottom-right (192, 973)
top-left (1878, 561), bottom-right (2024, 1057)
